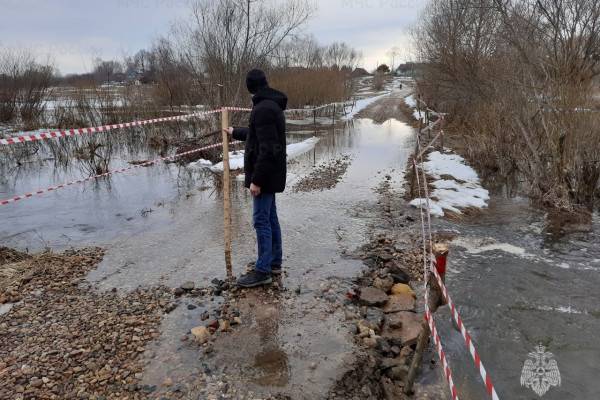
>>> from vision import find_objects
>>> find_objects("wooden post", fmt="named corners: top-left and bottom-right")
top-left (440, 116), bottom-right (445, 151)
top-left (221, 108), bottom-right (233, 279)
top-left (404, 320), bottom-right (430, 395)
top-left (332, 104), bottom-right (336, 126)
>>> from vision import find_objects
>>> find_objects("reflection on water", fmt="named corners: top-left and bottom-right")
top-left (252, 304), bottom-right (290, 387)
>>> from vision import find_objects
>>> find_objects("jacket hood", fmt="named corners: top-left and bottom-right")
top-left (252, 87), bottom-right (288, 111)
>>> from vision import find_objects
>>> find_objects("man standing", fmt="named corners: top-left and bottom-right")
top-left (226, 69), bottom-right (287, 288)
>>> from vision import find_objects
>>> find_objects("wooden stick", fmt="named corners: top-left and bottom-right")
top-left (221, 108), bottom-right (233, 279)
top-left (404, 320), bottom-right (430, 395)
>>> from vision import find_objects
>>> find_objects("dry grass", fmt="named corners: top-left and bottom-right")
top-left (269, 68), bottom-right (351, 108)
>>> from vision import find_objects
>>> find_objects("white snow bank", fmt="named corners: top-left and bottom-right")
top-left (404, 95), bottom-right (417, 108)
top-left (410, 151), bottom-right (489, 217)
top-left (412, 109), bottom-right (424, 122)
top-left (342, 92), bottom-right (390, 120)
top-left (187, 158), bottom-right (214, 170)
top-left (207, 137), bottom-right (320, 172)
top-left (286, 136), bottom-right (320, 159)
top-left (424, 152), bottom-right (481, 182)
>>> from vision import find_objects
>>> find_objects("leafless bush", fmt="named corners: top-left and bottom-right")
top-left (416, 0), bottom-right (600, 211)
top-left (372, 72), bottom-right (386, 91)
top-left (0, 49), bottom-right (53, 127)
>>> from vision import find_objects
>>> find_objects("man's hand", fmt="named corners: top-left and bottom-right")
top-left (223, 127), bottom-right (234, 140)
top-left (250, 183), bottom-right (261, 197)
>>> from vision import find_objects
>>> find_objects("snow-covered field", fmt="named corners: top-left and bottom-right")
top-left (187, 137), bottom-right (321, 172)
top-left (410, 150), bottom-right (489, 217)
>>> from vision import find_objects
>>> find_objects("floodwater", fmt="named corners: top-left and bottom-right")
top-left (431, 195), bottom-right (600, 399)
top-left (0, 108), bottom-right (418, 397)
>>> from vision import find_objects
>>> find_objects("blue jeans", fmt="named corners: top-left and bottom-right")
top-left (253, 193), bottom-right (282, 273)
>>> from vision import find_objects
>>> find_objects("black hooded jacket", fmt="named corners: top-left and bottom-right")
top-left (232, 86), bottom-right (288, 193)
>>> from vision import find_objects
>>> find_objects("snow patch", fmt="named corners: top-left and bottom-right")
top-left (404, 95), bottom-right (417, 108)
top-left (342, 92), bottom-right (390, 120)
top-left (206, 137), bottom-right (320, 172)
top-left (410, 151), bottom-right (489, 217)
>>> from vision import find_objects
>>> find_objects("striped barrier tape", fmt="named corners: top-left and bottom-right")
top-left (222, 107), bottom-right (252, 112)
top-left (0, 140), bottom-right (242, 206)
top-left (413, 148), bottom-right (460, 400)
top-left (413, 99), bottom-right (501, 400)
top-left (425, 309), bottom-right (460, 400)
top-left (285, 100), bottom-right (354, 114)
top-left (0, 109), bottom-right (224, 146)
top-left (430, 263), bottom-right (500, 400)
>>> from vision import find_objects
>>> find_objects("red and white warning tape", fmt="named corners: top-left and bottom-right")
top-left (425, 310), bottom-right (460, 400)
top-left (222, 106), bottom-right (253, 112)
top-left (413, 134), bottom-right (460, 400)
top-left (285, 100), bottom-right (353, 114)
top-left (0, 109), bottom-right (224, 146)
top-left (0, 140), bottom-right (242, 206)
top-left (430, 264), bottom-right (500, 400)
top-left (413, 102), bottom-right (501, 400)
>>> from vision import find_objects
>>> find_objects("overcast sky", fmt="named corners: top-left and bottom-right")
top-left (0, 0), bottom-right (425, 75)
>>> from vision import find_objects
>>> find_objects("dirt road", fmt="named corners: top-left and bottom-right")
top-left (1, 86), bottom-right (451, 400)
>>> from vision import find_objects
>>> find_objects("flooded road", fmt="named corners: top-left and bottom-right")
top-left (1, 100), bottom-right (419, 398)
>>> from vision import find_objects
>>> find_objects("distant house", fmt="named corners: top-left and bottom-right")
top-left (351, 68), bottom-right (370, 78)
top-left (395, 62), bottom-right (424, 78)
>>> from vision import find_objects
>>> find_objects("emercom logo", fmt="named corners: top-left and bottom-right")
top-left (520, 344), bottom-right (561, 397)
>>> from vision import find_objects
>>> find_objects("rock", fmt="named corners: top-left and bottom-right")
top-left (173, 287), bottom-right (184, 296)
top-left (309, 362), bottom-right (317, 370)
top-left (363, 337), bottom-right (378, 348)
top-left (386, 313), bottom-right (405, 329)
top-left (357, 321), bottom-right (373, 338)
top-left (386, 261), bottom-right (411, 283)
top-left (382, 294), bottom-right (415, 313)
top-left (387, 365), bottom-right (409, 381)
top-left (29, 378), bottom-right (43, 388)
top-left (373, 277), bottom-right (394, 293)
top-left (191, 326), bottom-right (211, 344)
top-left (163, 377), bottom-right (173, 387)
top-left (218, 320), bottom-right (230, 332)
top-left (390, 283), bottom-right (415, 298)
top-left (200, 311), bottom-right (209, 321)
top-left (232, 316), bottom-right (242, 325)
top-left (382, 312), bottom-right (422, 347)
top-left (187, 304), bottom-right (197, 310)
top-left (364, 308), bottom-right (385, 332)
top-left (376, 337), bottom-right (392, 354)
top-left (206, 319), bottom-right (219, 330)
top-left (164, 303), bottom-right (177, 313)
top-left (382, 378), bottom-right (404, 400)
top-left (181, 281), bottom-right (195, 291)
top-left (359, 287), bottom-right (388, 307)
top-left (390, 346), bottom-right (401, 356)
top-left (380, 357), bottom-right (404, 370)
top-left (378, 252), bottom-right (393, 262)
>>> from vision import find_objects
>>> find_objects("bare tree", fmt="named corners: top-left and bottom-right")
top-left (416, 0), bottom-right (600, 211)
top-left (172, 0), bottom-right (314, 107)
